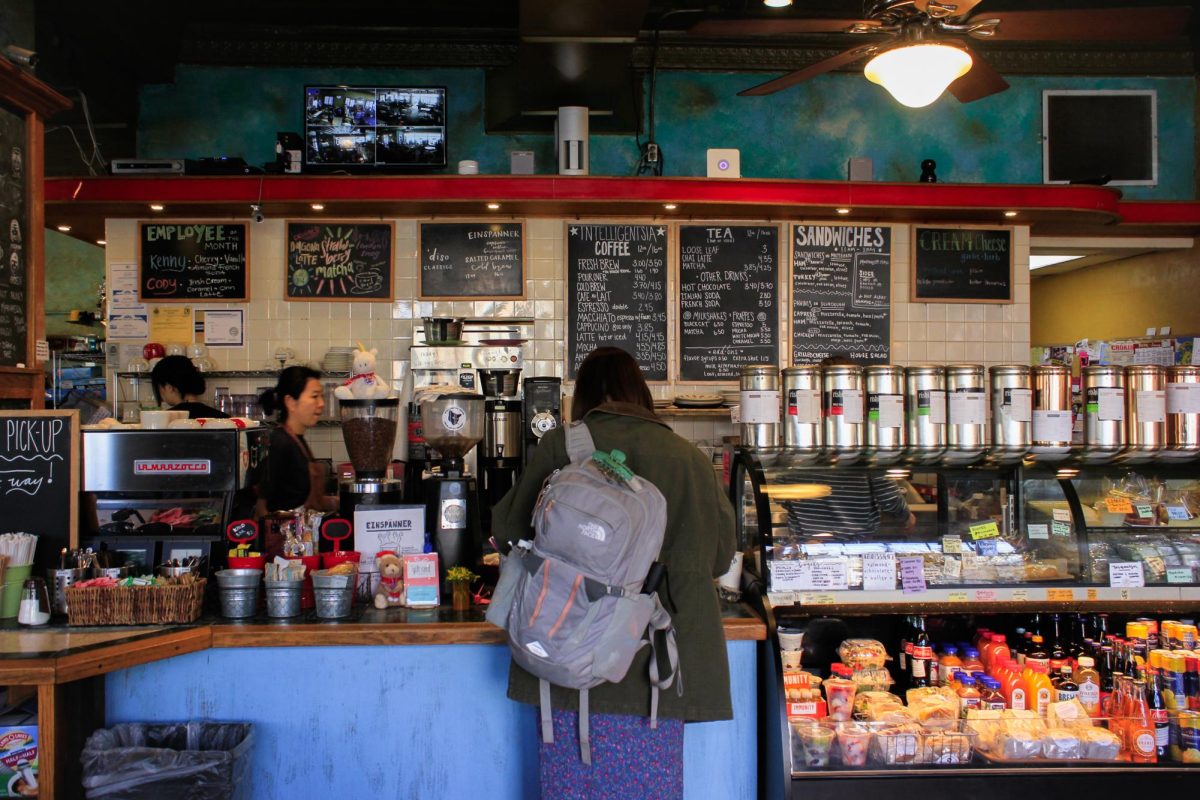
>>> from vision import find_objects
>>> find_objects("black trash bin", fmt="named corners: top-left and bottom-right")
top-left (80, 721), bottom-right (253, 800)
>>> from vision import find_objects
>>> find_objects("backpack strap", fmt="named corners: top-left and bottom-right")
top-left (579, 688), bottom-right (592, 765)
top-left (645, 597), bottom-right (680, 731)
top-left (564, 421), bottom-right (596, 465)
top-left (539, 679), bottom-right (554, 745)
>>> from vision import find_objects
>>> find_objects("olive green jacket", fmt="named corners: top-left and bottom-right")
top-left (491, 402), bottom-right (737, 722)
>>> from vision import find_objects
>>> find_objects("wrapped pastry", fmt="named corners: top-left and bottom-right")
top-left (921, 731), bottom-right (974, 764)
top-left (853, 691), bottom-right (903, 719)
top-left (965, 709), bottom-right (1003, 753)
top-left (837, 639), bottom-right (890, 670)
top-left (998, 730), bottom-right (1042, 760)
top-left (873, 707), bottom-right (919, 727)
top-left (871, 728), bottom-right (922, 765)
top-left (906, 685), bottom-right (959, 706)
top-left (851, 667), bottom-right (895, 693)
top-left (1046, 699), bottom-right (1094, 730)
top-left (1079, 727), bottom-right (1121, 760)
top-left (1041, 729), bottom-right (1082, 760)
top-left (909, 695), bottom-right (959, 730)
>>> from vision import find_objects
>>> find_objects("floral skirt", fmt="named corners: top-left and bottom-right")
top-left (538, 708), bottom-right (684, 800)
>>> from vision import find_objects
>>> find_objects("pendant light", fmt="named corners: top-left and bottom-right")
top-left (864, 42), bottom-right (973, 108)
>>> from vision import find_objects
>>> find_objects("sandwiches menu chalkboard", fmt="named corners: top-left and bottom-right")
top-left (286, 221), bottom-right (394, 300)
top-left (0, 410), bottom-right (78, 568)
top-left (678, 225), bottom-right (779, 381)
top-left (419, 222), bottom-right (524, 298)
top-left (791, 224), bottom-right (891, 365)
top-left (567, 223), bottom-right (667, 381)
top-left (912, 226), bottom-right (1012, 303)
top-left (139, 222), bottom-right (249, 301)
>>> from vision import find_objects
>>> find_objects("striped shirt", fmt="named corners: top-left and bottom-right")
top-left (779, 472), bottom-right (909, 536)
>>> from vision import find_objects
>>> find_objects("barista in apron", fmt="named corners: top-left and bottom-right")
top-left (258, 366), bottom-right (338, 515)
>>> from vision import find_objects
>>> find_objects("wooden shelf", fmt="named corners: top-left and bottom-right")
top-left (657, 406), bottom-right (732, 417)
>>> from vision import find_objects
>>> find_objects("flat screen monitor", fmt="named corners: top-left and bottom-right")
top-left (304, 85), bottom-right (447, 170)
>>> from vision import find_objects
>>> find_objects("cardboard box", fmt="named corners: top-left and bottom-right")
top-left (0, 712), bottom-right (38, 798)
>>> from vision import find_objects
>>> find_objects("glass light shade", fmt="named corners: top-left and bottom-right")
top-left (763, 0), bottom-right (793, 7)
top-left (864, 43), bottom-right (973, 108)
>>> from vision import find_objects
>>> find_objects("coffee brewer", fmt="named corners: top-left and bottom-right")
top-left (419, 392), bottom-right (484, 585)
top-left (522, 377), bottom-right (562, 462)
top-left (477, 368), bottom-right (523, 535)
top-left (337, 398), bottom-right (404, 544)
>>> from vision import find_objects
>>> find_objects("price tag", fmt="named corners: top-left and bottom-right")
top-left (809, 559), bottom-right (850, 591)
top-left (1086, 589), bottom-right (1098, 600)
top-left (861, 552), bottom-right (896, 591)
top-left (770, 560), bottom-right (805, 591)
top-left (1167, 568), bottom-right (1194, 584)
top-left (1135, 504), bottom-right (1154, 519)
top-left (1108, 561), bottom-right (1146, 588)
top-left (969, 521), bottom-right (1000, 540)
top-left (1027, 524), bottom-right (1049, 540)
top-left (1105, 497), bottom-right (1134, 514)
top-left (1047, 588), bottom-right (1074, 602)
top-left (948, 591), bottom-right (968, 602)
top-left (1166, 505), bottom-right (1192, 521)
top-left (942, 557), bottom-right (962, 579)
top-left (1011, 589), bottom-right (1030, 602)
top-left (941, 536), bottom-right (963, 554)
top-left (899, 556), bottom-right (927, 594)
top-left (767, 591), bottom-right (797, 607)
top-left (1052, 508), bottom-right (1072, 523)
top-left (1051, 520), bottom-right (1073, 537)
top-left (975, 589), bottom-right (997, 602)
top-left (976, 538), bottom-right (998, 556)
top-left (801, 593), bottom-right (837, 606)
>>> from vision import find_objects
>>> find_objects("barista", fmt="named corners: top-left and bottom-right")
top-left (150, 356), bottom-right (227, 419)
top-left (258, 366), bottom-right (338, 513)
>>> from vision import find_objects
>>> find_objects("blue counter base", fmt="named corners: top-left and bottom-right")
top-left (106, 641), bottom-right (757, 799)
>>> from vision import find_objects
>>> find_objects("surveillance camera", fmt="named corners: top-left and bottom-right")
top-left (3, 46), bottom-right (37, 68)
top-left (250, 204), bottom-right (265, 224)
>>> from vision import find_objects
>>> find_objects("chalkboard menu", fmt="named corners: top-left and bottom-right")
top-left (139, 222), bottom-right (249, 301)
top-left (0, 105), bottom-right (26, 366)
top-left (912, 226), bottom-right (1013, 303)
top-left (419, 222), bottom-right (524, 298)
top-left (0, 410), bottom-right (78, 568)
top-left (792, 224), bottom-right (891, 365)
top-left (286, 221), bottom-right (394, 300)
top-left (567, 223), bottom-right (668, 381)
top-left (678, 225), bottom-right (779, 381)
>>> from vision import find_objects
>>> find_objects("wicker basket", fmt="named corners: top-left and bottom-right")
top-left (66, 579), bottom-right (206, 626)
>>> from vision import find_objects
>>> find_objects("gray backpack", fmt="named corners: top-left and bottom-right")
top-left (486, 421), bottom-right (678, 764)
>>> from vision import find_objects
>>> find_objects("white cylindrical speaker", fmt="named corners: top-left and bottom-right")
top-left (556, 106), bottom-right (589, 176)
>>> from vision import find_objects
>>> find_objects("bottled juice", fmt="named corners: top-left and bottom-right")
top-left (988, 634), bottom-right (1011, 671)
top-left (1025, 662), bottom-right (1054, 717)
top-left (1005, 658), bottom-right (1028, 711)
top-left (1185, 657), bottom-right (1200, 711)
top-left (938, 645), bottom-right (963, 687)
top-left (1075, 656), bottom-right (1102, 716)
top-left (1026, 635), bottom-right (1050, 670)
top-left (956, 674), bottom-right (982, 716)
top-left (979, 676), bottom-right (1007, 710)
top-left (961, 647), bottom-right (984, 676)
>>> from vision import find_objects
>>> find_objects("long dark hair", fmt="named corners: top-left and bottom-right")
top-left (150, 355), bottom-right (205, 404)
top-left (572, 346), bottom-right (654, 421)
top-left (260, 366), bottom-right (321, 422)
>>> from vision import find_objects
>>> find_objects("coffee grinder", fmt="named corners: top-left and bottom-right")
top-left (337, 398), bottom-right (404, 546)
top-left (522, 377), bottom-right (563, 462)
top-left (419, 392), bottom-right (485, 584)
top-left (477, 368), bottom-right (524, 536)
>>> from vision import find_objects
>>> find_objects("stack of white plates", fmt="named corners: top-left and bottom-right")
top-left (322, 347), bottom-right (355, 373)
top-left (719, 390), bottom-right (740, 406)
top-left (673, 393), bottom-right (724, 408)
top-left (652, 397), bottom-right (672, 410)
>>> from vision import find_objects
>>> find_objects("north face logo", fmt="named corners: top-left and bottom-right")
top-left (578, 521), bottom-right (606, 542)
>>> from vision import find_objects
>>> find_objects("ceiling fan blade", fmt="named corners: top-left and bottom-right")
top-left (989, 6), bottom-right (1189, 42)
top-left (915, 0), bottom-right (984, 19)
top-left (947, 45), bottom-right (1009, 103)
top-left (688, 18), bottom-right (868, 37)
top-left (737, 44), bottom-right (879, 97)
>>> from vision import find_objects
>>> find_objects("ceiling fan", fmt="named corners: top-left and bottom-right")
top-left (688, 1), bottom-right (1191, 107)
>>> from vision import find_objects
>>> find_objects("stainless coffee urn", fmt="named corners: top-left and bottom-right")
top-left (905, 365), bottom-right (947, 463)
top-left (821, 364), bottom-right (865, 463)
top-left (1082, 365), bottom-right (1126, 462)
top-left (781, 366), bottom-right (822, 462)
top-left (740, 366), bottom-right (780, 459)
top-left (1123, 365), bottom-right (1166, 463)
top-left (988, 365), bottom-right (1032, 463)
top-left (946, 364), bottom-right (988, 464)
top-left (1163, 365), bottom-right (1200, 460)
top-left (1031, 364), bottom-right (1073, 461)
top-left (864, 365), bottom-right (906, 465)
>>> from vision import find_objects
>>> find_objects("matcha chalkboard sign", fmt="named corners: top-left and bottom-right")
top-left (567, 223), bottom-right (667, 381)
top-left (286, 221), bottom-right (394, 300)
top-left (678, 225), bottom-right (779, 381)
top-left (792, 224), bottom-right (891, 365)
top-left (419, 222), bottom-right (524, 298)
top-left (138, 222), bottom-right (249, 301)
top-left (912, 226), bottom-right (1012, 303)
top-left (0, 104), bottom-right (27, 367)
top-left (0, 410), bottom-right (78, 568)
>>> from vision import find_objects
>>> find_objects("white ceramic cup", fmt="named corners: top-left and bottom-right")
top-left (781, 650), bottom-right (803, 669)
top-left (778, 627), bottom-right (805, 652)
top-left (717, 551), bottom-right (744, 592)
top-left (141, 410), bottom-right (170, 429)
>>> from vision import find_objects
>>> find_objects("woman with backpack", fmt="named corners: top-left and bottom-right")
top-left (491, 346), bottom-right (736, 799)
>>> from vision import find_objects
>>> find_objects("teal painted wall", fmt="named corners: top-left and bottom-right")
top-left (138, 65), bottom-right (1195, 199)
top-left (44, 229), bottom-right (104, 338)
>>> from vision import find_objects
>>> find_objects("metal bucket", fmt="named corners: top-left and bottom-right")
top-left (821, 364), bottom-right (864, 463)
top-left (1082, 365), bottom-right (1126, 462)
top-left (739, 366), bottom-right (780, 454)
top-left (864, 365), bottom-right (906, 465)
top-left (1163, 365), bottom-right (1200, 460)
top-left (313, 571), bottom-right (354, 619)
top-left (946, 364), bottom-right (988, 464)
top-left (219, 587), bottom-right (258, 619)
top-left (905, 365), bottom-right (947, 463)
top-left (1123, 365), bottom-right (1166, 463)
top-left (215, 569), bottom-right (261, 588)
top-left (989, 365), bottom-right (1032, 463)
top-left (1031, 364), bottom-right (1073, 460)
top-left (264, 580), bottom-right (303, 618)
top-left (781, 366), bottom-right (822, 460)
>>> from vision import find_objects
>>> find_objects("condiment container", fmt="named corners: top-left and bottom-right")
top-left (905, 365), bottom-right (947, 463)
top-left (17, 578), bottom-right (50, 626)
top-left (946, 364), bottom-right (988, 464)
top-left (781, 366), bottom-right (822, 460)
top-left (864, 365), bottom-right (906, 465)
top-left (1163, 365), bottom-right (1200, 460)
top-left (1123, 365), bottom-right (1166, 462)
top-left (1082, 365), bottom-right (1126, 462)
top-left (1031, 364), bottom-right (1073, 461)
top-left (821, 364), bottom-right (864, 463)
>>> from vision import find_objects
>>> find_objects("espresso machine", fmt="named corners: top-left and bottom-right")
top-left (337, 397), bottom-right (404, 548)
top-left (523, 377), bottom-right (563, 463)
top-left (419, 391), bottom-right (485, 585)
top-left (478, 368), bottom-right (524, 535)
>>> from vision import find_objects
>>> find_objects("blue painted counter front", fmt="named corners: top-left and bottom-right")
top-left (106, 640), bottom-right (757, 799)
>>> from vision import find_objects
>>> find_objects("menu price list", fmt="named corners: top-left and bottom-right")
top-left (567, 224), bottom-right (667, 380)
top-left (792, 225), bottom-right (891, 366)
top-left (0, 105), bottom-right (26, 366)
top-left (678, 225), bottom-right (779, 381)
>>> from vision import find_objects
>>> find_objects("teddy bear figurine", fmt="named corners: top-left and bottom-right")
top-left (373, 550), bottom-right (405, 609)
top-left (334, 343), bottom-right (393, 400)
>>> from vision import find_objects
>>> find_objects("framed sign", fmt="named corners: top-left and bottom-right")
top-left (286, 221), bottom-right (394, 300)
top-left (138, 222), bottom-right (249, 301)
top-left (419, 221), bottom-right (524, 298)
top-left (0, 409), bottom-right (79, 566)
top-left (911, 225), bottom-right (1013, 303)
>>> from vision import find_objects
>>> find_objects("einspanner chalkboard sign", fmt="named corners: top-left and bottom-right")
top-left (419, 222), bottom-right (524, 298)
top-left (792, 224), bottom-right (891, 366)
top-left (139, 222), bottom-right (249, 301)
top-left (286, 221), bottom-right (394, 300)
top-left (0, 410), bottom-right (78, 569)
top-left (911, 226), bottom-right (1012, 303)
top-left (678, 225), bottom-right (779, 381)
top-left (567, 223), bottom-right (668, 381)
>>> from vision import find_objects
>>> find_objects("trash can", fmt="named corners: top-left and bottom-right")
top-left (80, 721), bottom-right (253, 799)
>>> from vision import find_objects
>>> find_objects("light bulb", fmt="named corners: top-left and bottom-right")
top-left (763, 0), bottom-right (793, 7)
top-left (864, 43), bottom-right (973, 108)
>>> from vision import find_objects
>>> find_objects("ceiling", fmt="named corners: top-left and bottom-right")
top-left (32, 0), bottom-right (1198, 176)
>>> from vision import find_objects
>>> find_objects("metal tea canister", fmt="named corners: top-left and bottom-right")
top-left (946, 364), bottom-right (988, 463)
top-left (739, 365), bottom-right (780, 454)
top-left (1082, 365), bottom-right (1126, 462)
top-left (821, 363), bottom-right (865, 463)
top-left (864, 365), bottom-right (906, 465)
top-left (989, 365), bottom-right (1032, 463)
top-left (1163, 365), bottom-right (1200, 460)
top-left (905, 365), bottom-right (947, 463)
top-left (1124, 365), bottom-right (1166, 462)
top-left (781, 366), bottom-right (822, 460)
top-left (1031, 364), bottom-right (1073, 460)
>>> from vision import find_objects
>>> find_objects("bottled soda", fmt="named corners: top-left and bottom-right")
top-left (1055, 665), bottom-right (1079, 703)
top-left (1075, 656), bottom-right (1102, 717)
top-left (1127, 678), bottom-right (1158, 763)
top-left (910, 615), bottom-right (932, 688)
top-left (1147, 668), bottom-right (1170, 760)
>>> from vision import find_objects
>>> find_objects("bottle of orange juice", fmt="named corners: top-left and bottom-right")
top-left (1006, 658), bottom-right (1029, 711)
top-left (939, 645), bottom-right (963, 686)
top-left (987, 633), bottom-right (1011, 671)
top-left (1025, 661), bottom-right (1055, 717)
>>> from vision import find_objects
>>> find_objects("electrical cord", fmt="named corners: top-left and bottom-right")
top-left (46, 87), bottom-right (108, 175)
top-left (635, 7), bottom-right (703, 176)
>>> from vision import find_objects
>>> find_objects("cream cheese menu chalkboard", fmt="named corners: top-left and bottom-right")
top-left (139, 222), bottom-right (249, 301)
top-left (678, 225), bottom-right (779, 381)
top-left (912, 225), bottom-right (1012, 303)
top-left (792, 224), bottom-right (891, 365)
top-left (567, 223), bottom-right (667, 381)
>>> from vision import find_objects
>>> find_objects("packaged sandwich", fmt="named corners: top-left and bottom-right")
top-left (1046, 699), bottom-right (1095, 730)
top-left (1079, 727), bottom-right (1122, 760)
top-left (909, 694), bottom-right (959, 730)
top-left (921, 731), bottom-right (974, 765)
top-left (1041, 729), bottom-right (1082, 760)
top-left (837, 639), bottom-right (890, 670)
top-left (998, 729), bottom-right (1042, 760)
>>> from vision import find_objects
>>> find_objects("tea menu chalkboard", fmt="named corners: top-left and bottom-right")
top-left (286, 221), bottom-right (394, 300)
top-left (139, 222), bottom-right (249, 301)
top-left (791, 224), bottom-right (891, 365)
top-left (567, 223), bottom-right (668, 381)
top-left (0, 105), bottom-right (26, 366)
top-left (419, 222), bottom-right (524, 298)
top-left (0, 410), bottom-right (78, 568)
top-left (678, 225), bottom-right (779, 381)
top-left (912, 226), bottom-right (1012, 303)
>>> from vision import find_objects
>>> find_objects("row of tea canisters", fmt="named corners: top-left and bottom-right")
top-left (1082, 364), bottom-right (1200, 462)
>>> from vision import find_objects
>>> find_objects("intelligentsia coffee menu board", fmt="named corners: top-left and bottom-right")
top-left (0, 410), bottom-right (78, 568)
top-left (286, 221), bottom-right (394, 300)
top-left (678, 225), bottom-right (779, 381)
top-left (567, 223), bottom-right (668, 381)
top-left (0, 105), bottom-right (26, 366)
top-left (419, 222), bottom-right (524, 298)
top-left (912, 225), bottom-right (1013, 303)
top-left (138, 222), bottom-right (249, 301)
top-left (791, 224), bottom-right (891, 365)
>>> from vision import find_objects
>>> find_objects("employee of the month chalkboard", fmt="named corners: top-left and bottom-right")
top-left (139, 222), bottom-right (249, 302)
